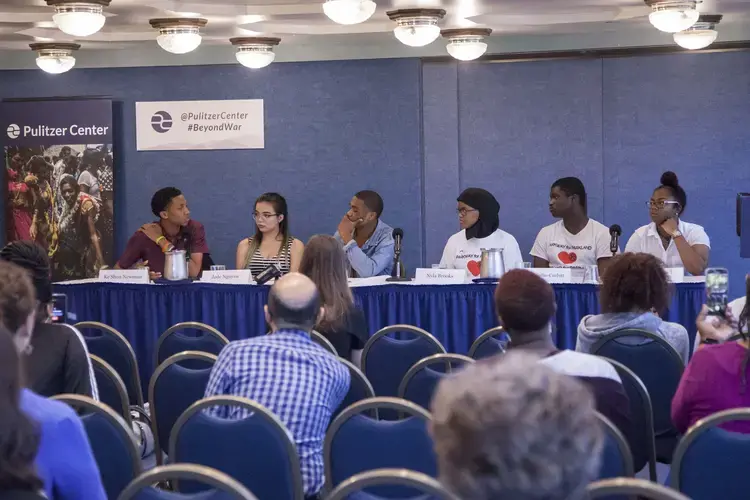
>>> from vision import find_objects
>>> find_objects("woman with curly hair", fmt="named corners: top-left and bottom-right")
top-left (576, 252), bottom-right (689, 364)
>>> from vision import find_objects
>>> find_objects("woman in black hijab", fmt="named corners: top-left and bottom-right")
top-left (438, 188), bottom-right (523, 277)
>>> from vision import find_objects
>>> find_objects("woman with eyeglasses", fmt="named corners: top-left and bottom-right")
top-left (235, 193), bottom-right (304, 277)
top-left (439, 188), bottom-right (523, 277)
top-left (624, 171), bottom-right (710, 275)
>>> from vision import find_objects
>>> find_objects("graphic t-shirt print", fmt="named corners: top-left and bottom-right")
top-left (455, 250), bottom-right (482, 277)
top-left (550, 242), bottom-right (591, 268)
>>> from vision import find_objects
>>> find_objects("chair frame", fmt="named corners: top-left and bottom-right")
top-left (168, 395), bottom-right (305, 500)
top-left (336, 358), bottom-right (378, 418)
top-left (75, 321), bottom-right (144, 407)
top-left (361, 324), bottom-right (446, 376)
top-left (327, 468), bottom-right (459, 500)
top-left (397, 353), bottom-right (474, 401)
top-left (118, 464), bottom-right (258, 500)
top-left (587, 478), bottom-right (690, 500)
top-left (468, 326), bottom-right (508, 358)
top-left (51, 394), bottom-right (142, 482)
top-left (310, 330), bottom-right (338, 355)
top-left (595, 411), bottom-right (635, 478)
top-left (670, 407), bottom-right (750, 491)
top-left (590, 329), bottom-right (685, 374)
top-left (89, 354), bottom-right (133, 426)
top-left (148, 351), bottom-right (218, 465)
top-left (154, 321), bottom-right (229, 370)
top-left (324, 396), bottom-right (432, 494)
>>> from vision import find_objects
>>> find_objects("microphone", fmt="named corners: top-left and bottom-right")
top-left (393, 228), bottom-right (403, 256)
top-left (609, 224), bottom-right (622, 256)
top-left (386, 227), bottom-right (411, 282)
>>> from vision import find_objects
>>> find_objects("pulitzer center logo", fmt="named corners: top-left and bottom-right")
top-left (151, 111), bottom-right (173, 133)
top-left (6, 124), bottom-right (20, 139)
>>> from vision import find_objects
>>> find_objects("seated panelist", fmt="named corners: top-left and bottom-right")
top-left (235, 192), bottom-right (304, 278)
top-left (117, 187), bottom-right (208, 279)
top-left (531, 177), bottom-right (614, 275)
top-left (624, 171), bottom-right (709, 275)
top-left (334, 190), bottom-right (394, 278)
top-left (439, 188), bottom-right (523, 277)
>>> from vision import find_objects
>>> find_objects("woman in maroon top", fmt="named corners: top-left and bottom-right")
top-left (671, 275), bottom-right (750, 433)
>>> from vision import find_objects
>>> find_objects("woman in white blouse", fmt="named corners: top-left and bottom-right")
top-left (439, 188), bottom-right (523, 277)
top-left (624, 171), bottom-right (710, 275)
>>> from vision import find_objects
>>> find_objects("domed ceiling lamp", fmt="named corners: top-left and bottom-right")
top-left (645, 0), bottom-right (699, 33)
top-left (323, 0), bottom-right (376, 25)
top-left (30, 42), bottom-right (80, 74)
top-left (46, 0), bottom-right (110, 37)
top-left (230, 37), bottom-right (281, 69)
top-left (441, 28), bottom-right (492, 61)
top-left (674, 14), bottom-right (722, 49)
top-left (149, 18), bottom-right (208, 54)
top-left (386, 8), bottom-right (446, 47)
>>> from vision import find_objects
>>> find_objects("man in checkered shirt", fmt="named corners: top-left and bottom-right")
top-left (204, 273), bottom-right (350, 498)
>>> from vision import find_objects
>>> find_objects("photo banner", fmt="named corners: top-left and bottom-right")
top-left (1, 98), bottom-right (115, 281)
top-left (135, 99), bottom-right (264, 151)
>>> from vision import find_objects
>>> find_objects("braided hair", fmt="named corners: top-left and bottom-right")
top-left (0, 242), bottom-right (52, 317)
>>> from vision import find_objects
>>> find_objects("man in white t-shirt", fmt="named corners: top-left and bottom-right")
top-left (531, 177), bottom-right (615, 275)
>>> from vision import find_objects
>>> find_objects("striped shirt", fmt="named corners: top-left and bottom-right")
top-left (245, 237), bottom-right (293, 279)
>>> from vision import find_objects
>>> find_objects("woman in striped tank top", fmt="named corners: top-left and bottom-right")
top-left (235, 193), bottom-right (304, 279)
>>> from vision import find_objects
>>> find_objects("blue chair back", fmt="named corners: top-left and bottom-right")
top-left (588, 478), bottom-right (690, 500)
top-left (671, 408), bottom-right (750, 500)
top-left (333, 359), bottom-right (377, 420)
top-left (310, 330), bottom-right (338, 355)
top-left (52, 394), bottom-right (141, 500)
top-left (599, 356), bottom-right (658, 481)
top-left (327, 468), bottom-right (459, 500)
top-left (75, 321), bottom-right (144, 406)
top-left (119, 464), bottom-right (258, 500)
top-left (169, 396), bottom-right (304, 500)
top-left (468, 326), bottom-right (509, 360)
top-left (155, 322), bottom-right (228, 369)
top-left (149, 351), bottom-right (217, 465)
top-left (595, 412), bottom-right (634, 479)
top-left (89, 354), bottom-right (132, 424)
top-left (362, 326), bottom-right (445, 419)
top-left (398, 354), bottom-right (474, 411)
top-left (325, 397), bottom-right (437, 498)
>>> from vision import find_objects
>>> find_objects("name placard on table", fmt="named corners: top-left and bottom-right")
top-left (528, 267), bottom-right (573, 284)
top-left (201, 270), bottom-right (255, 285)
top-left (98, 269), bottom-right (150, 284)
top-left (414, 268), bottom-right (467, 284)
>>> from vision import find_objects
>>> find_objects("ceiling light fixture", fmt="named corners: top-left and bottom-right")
top-left (323, 0), bottom-right (376, 25)
top-left (645, 0), bottom-right (699, 33)
top-left (46, 0), bottom-right (110, 37)
top-left (149, 18), bottom-right (208, 54)
top-left (230, 37), bottom-right (281, 69)
top-left (441, 28), bottom-right (492, 61)
top-left (387, 9), bottom-right (446, 47)
top-left (674, 14), bottom-right (722, 50)
top-left (30, 42), bottom-right (80, 74)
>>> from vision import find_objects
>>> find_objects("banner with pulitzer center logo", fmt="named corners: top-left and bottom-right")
top-left (1, 98), bottom-right (115, 281)
top-left (135, 99), bottom-right (264, 151)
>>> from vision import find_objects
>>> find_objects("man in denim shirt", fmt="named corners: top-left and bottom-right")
top-left (334, 190), bottom-right (394, 277)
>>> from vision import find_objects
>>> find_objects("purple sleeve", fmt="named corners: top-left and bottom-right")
top-left (190, 222), bottom-right (209, 254)
top-left (671, 349), bottom-right (708, 434)
top-left (117, 232), bottom-right (146, 269)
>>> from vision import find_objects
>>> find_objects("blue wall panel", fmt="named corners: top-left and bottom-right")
top-left (0, 59), bottom-right (424, 270)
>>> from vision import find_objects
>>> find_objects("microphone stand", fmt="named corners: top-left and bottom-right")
top-left (386, 247), bottom-right (411, 282)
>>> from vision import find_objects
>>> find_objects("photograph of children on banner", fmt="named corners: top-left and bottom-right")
top-left (5, 144), bottom-right (114, 280)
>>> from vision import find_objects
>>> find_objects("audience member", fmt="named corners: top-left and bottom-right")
top-left (672, 275), bottom-right (750, 433)
top-left (495, 269), bottom-right (631, 438)
top-left (577, 252), bottom-right (689, 364)
top-left (299, 235), bottom-right (368, 364)
top-left (0, 260), bottom-right (106, 500)
top-left (0, 326), bottom-right (45, 500)
top-left (204, 273), bottom-right (350, 499)
top-left (0, 241), bottom-right (98, 399)
top-left (431, 351), bottom-right (603, 500)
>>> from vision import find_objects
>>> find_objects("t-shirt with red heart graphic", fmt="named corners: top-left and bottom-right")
top-left (439, 228), bottom-right (524, 277)
top-left (530, 219), bottom-right (614, 268)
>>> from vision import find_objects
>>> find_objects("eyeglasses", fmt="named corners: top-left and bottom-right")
top-left (646, 201), bottom-right (680, 210)
top-left (456, 208), bottom-right (478, 217)
top-left (253, 212), bottom-right (279, 220)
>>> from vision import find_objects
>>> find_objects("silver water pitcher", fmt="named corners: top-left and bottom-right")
top-left (480, 248), bottom-right (506, 279)
top-left (163, 249), bottom-right (188, 280)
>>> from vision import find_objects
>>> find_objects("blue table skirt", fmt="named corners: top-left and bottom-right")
top-left (53, 282), bottom-right (705, 388)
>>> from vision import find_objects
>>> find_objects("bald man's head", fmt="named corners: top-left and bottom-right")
top-left (265, 273), bottom-right (322, 332)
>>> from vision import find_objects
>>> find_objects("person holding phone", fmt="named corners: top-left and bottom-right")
top-left (624, 171), bottom-right (710, 275)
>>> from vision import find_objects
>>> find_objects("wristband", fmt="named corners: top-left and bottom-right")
top-left (155, 236), bottom-right (166, 245)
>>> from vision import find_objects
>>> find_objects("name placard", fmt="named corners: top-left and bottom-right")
top-left (99, 269), bottom-right (150, 284)
top-left (666, 267), bottom-right (685, 283)
top-left (414, 268), bottom-right (467, 284)
top-left (528, 267), bottom-right (573, 284)
top-left (201, 270), bottom-right (254, 285)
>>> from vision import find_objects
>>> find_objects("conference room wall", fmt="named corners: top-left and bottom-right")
top-left (0, 58), bottom-right (424, 271)
top-left (423, 51), bottom-right (750, 297)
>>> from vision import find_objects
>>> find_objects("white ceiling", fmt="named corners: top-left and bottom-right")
top-left (1, 0), bottom-right (750, 68)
